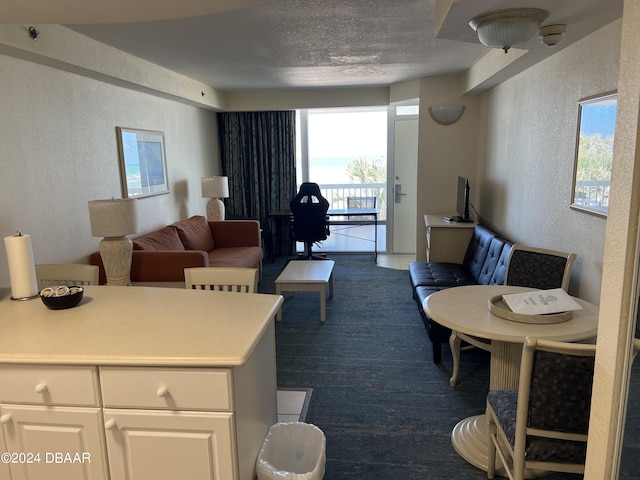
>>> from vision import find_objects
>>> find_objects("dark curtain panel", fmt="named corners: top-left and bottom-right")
top-left (217, 110), bottom-right (297, 258)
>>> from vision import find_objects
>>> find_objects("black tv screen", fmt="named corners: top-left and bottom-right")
top-left (456, 176), bottom-right (471, 222)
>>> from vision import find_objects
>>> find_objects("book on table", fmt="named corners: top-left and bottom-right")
top-left (502, 288), bottom-right (583, 315)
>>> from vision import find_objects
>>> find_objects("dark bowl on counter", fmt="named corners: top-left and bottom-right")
top-left (40, 285), bottom-right (84, 310)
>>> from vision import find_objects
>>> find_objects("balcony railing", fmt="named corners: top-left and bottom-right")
top-left (574, 180), bottom-right (610, 208)
top-left (315, 183), bottom-right (387, 220)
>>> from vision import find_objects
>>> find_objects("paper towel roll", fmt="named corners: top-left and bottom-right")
top-left (4, 232), bottom-right (38, 299)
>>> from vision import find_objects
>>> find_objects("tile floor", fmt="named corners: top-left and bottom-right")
top-left (376, 253), bottom-right (414, 271)
top-left (277, 389), bottom-right (312, 423)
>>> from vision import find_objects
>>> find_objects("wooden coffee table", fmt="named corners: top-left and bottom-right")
top-left (275, 260), bottom-right (335, 322)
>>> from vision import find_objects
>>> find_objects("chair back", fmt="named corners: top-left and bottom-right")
top-left (516, 338), bottom-right (595, 469)
top-left (184, 267), bottom-right (258, 293)
top-left (35, 264), bottom-right (99, 289)
top-left (504, 244), bottom-right (576, 291)
top-left (290, 182), bottom-right (330, 243)
top-left (487, 337), bottom-right (596, 479)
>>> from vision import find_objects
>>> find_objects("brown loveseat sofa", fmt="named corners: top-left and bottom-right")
top-left (91, 215), bottom-right (263, 284)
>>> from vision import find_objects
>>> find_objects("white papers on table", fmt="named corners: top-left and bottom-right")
top-left (502, 288), bottom-right (583, 315)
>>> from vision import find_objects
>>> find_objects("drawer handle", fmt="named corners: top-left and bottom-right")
top-left (104, 419), bottom-right (116, 430)
top-left (0, 414), bottom-right (11, 424)
top-left (156, 386), bottom-right (169, 398)
top-left (35, 383), bottom-right (48, 394)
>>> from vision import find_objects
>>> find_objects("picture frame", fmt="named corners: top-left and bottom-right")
top-left (570, 91), bottom-right (617, 218)
top-left (117, 127), bottom-right (169, 199)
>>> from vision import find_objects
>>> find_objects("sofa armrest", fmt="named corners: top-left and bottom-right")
top-left (208, 220), bottom-right (262, 249)
top-left (91, 250), bottom-right (208, 284)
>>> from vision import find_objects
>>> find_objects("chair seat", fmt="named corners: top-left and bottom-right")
top-left (488, 390), bottom-right (588, 464)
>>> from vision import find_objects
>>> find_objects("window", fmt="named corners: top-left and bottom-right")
top-left (296, 107), bottom-right (387, 219)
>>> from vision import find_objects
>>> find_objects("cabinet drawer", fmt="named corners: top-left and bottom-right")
top-left (0, 365), bottom-right (100, 406)
top-left (100, 367), bottom-right (233, 411)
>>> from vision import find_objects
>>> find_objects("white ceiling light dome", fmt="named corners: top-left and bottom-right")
top-left (469, 8), bottom-right (549, 53)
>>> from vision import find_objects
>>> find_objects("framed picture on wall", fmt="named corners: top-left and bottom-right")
top-left (570, 91), bottom-right (617, 218)
top-left (117, 127), bottom-right (169, 198)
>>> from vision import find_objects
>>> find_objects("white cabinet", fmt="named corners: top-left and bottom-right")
top-left (0, 365), bottom-right (109, 480)
top-left (0, 287), bottom-right (281, 480)
top-left (424, 214), bottom-right (477, 263)
top-left (104, 408), bottom-right (235, 480)
top-left (100, 367), bottom-right (237, 480)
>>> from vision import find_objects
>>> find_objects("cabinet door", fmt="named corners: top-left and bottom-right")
top-left (0, 405), bottom-right (108, 480)
top-left (104, 409), bottom-right (237, 480)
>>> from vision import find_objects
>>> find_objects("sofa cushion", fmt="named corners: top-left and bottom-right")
top-left (173, 215), bottom-right (215, 251)
top-left (409, 262), bottom-right (476, 289)
top-left (207, 246), bottom-right (263, 269)
top-left (462, 224), bottom-right (496, 282)
top-left (477, 237), bottom-right (511, 285)
top-left (133, 226), bottom-right (185, 251)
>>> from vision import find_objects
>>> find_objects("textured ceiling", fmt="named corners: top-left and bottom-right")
top-left (59, 0), bottom-right (623, 92)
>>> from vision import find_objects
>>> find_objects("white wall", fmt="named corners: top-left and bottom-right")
top-left (476, 20), bottom-right (622, 304)
top-left (415, 75), bottom-right (481, 260)
top-left (0, 50), bottom-right (220, 289)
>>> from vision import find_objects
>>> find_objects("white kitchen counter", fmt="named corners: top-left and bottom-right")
top-left (0, 286), bottom-right (284, 480)
top-left (0, 286), bottom-right (282, 366)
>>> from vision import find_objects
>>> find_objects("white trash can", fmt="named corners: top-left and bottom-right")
top-left (256, 422), bottom-right (326, 480)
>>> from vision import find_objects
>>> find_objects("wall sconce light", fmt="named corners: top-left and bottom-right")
top-left (469, 8), bottom-right (548, 53)
top-left (88, 198), bottom-right (138, 286)
top-left (428, 106), bottom-right (465, 126)
top-left (201, 176), bottom-right (229, 221)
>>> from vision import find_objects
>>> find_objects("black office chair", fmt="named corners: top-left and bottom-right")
top-left (290, 182), bottom-right (330, 260)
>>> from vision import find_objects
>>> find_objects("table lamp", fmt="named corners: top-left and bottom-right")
top-left (88, 198), bottom-right (138, 286)
top-left (201, 176), bottom-right (229, 221)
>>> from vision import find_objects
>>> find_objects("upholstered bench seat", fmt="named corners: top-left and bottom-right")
top-left (409, 224), bottom-right (513, 363)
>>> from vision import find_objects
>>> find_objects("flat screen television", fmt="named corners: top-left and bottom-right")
top-left (456, 176), bottom-right (472, 222)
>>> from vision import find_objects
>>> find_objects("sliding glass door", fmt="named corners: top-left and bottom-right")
top-left (296, 107), bottom-right (388, 253)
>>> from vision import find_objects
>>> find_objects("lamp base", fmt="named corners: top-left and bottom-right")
top-left (206, 198), bottom-right (226, 222)
top-left (99, 237), bottom-right (133, 286)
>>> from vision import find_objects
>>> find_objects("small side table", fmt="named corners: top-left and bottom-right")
top-left (275, 260), bottom-right (335, 322)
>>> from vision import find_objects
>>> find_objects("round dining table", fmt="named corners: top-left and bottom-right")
top-left (424, 285), bottom-right (599, 474)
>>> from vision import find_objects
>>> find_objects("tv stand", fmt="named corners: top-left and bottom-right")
top-left (426, 215), bottom-right (477, 262)
top-left (444, 216), bottom-right (474, 223)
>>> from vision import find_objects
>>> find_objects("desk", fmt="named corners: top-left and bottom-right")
top-left (0, 287), bottom-right (283, 480)
top-left (270, 209), bottom-right (379, 260)
top-left (424, 285), bottom-right (598, 474)
top-left (327, 208), bottom-right (379, 260)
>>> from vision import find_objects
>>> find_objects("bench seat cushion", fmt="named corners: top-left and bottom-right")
top-left (409, 262), bottom-right (477, 289)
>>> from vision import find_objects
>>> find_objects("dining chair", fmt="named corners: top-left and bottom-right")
top-left (504, 244), bottom-right (577, 291)
top-left (35, 263), bottom-right (99, 289)
top-left (449, 244), bottom-right (577, 387)
top-left (486, 337), bottom-right (595, 480)
top-left (184, 267), bottom-right (258, 293)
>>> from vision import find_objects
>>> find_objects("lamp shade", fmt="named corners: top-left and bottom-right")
top-left (201, 176), bottom-right (229, 199)
top-left (469, 8), bottom-right (548, 53)
top-left (88, 198), bottom-right (138, 238)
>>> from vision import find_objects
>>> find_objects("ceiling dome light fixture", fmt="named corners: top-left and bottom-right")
top-left (469, 8), bottom-right (549, 53)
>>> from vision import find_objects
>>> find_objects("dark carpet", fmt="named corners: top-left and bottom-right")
top-left (260, 254), bottom-right (632, 479)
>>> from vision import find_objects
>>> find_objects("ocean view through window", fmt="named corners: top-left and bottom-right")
top-left (296, 107), bottom-right (388, 253)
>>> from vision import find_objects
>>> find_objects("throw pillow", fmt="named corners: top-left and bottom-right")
top-left (132, 226), bottom-right (185, 251)
top-left (173, 215), bottom-right (215, 251)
